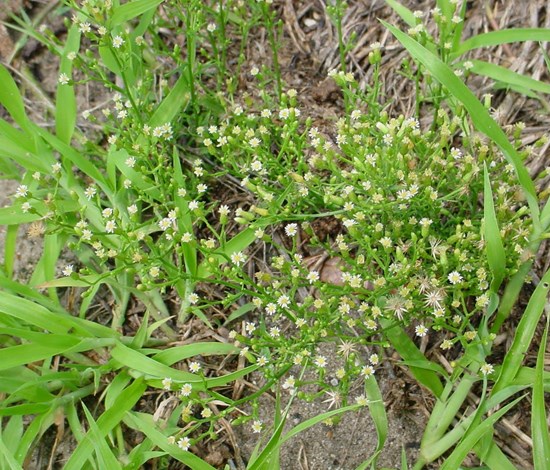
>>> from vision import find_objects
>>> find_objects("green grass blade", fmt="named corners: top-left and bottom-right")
top-left (0, 438), bottom-right (23, 470)
top-left (4, 224), bottom-right (18, 279)
top-left (224, 302), bottom-right (255, 325)
top-left (382, 20), bottom-right (540, 223)
top-left (110, 0), bottom-right (164, 26)
top-left (454, 29), bottom-right (550, 57)
top-left (484, 164), bottom-right (506, 292)
top-left (532, 315), bottom-right (550, 469)
top-left (36, 126), bottom-right (109, 189)
top-left (440, 395), bottom-right (525, 470)
top-left (55, 24), bottom-right (80, 144)
top-left (110, 342), bottom-right (199, 383)
top-left (365, 376), bottom-right (388, 465)
top-left (466, 59), bottom-right (550, 95)
top-left (473, 439), bottom-right (516, 470)
top-left (15, 405), bottom-right (55, 463)
top-left (379, 318), bottom-right (444, 397)
top-left (153, 342), bottom-right (239, 364)
top-left (492, 268), bottom-right (550, 394)
top-left (64, 378), bottom-right (146, 470)
top-left (149, 73), bottom-right (190, 128)
top-left (124, 412), bottom-right (217, 470)
top-left (384, 0), bottom-right (416, 27)
top-left (108, 148), bottom-right (160, 198)
top-left (0, 64), bottom-right (31, 132)
top-left (81, 403), bottom-right (123, 470)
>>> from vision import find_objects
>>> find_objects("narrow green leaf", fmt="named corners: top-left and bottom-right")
top-left (109, 148), bottom-right (160, 198)
top-left (466, 59), bottom-right (550, 95)
top-left (224, 302), bottom-right (255, 325)
top-left (64, 379), bottom-right (146, 470)
top-left (36, 127), bottom-right (108, 188)
top-left (454, 29), bottom-right (550, 56)
top-left (55, 25), bottom-right (80, 144)
top-left (150, 73), bottom-right (190, 128)
top-left (492, 268), bottom-right (550, 395)
top-left (384, 0), bottom-right (416, 27)
top-left (111, 342), bottom-right (199, 382)
top-left (4, 225), bottom-right (18, 279)
top-left (153, 342), bottom-right (239, 365)
top-left (0, 438), bottom-right (23, 470)
top-left (81, 404), bottom-right (122, 470)
top-left (440, 395), bottom-right (524, 469)
top-left (379, 318), bottom-right (444, 397)
top-left (110, 0), bottom-right (164, 26)
top-left (532, 316), bottom-right (550, 469)
top-left (0, 206), bottom-right (44, 225)
top-left (365, 376), bottom-right (388, 465)
top-left (249, 405), bottom-right (360, 470)
top-left (124, 412), bottom-right (217, 470)
top-left (483, 164), bottom-right (506, 291)
top-left (0, 64), bottom-right (30, 132)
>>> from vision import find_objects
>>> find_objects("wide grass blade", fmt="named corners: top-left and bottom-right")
top-left (110, 342), bottom-right (199, 383)
top-left (0, 437), bottom-right (22, 470)
top-left (382, 20), bottom-right (540, 223)
top-left (440, 395), bottom-right (525, 469)
top-left (124, 412), bottom-right (217, 469)
top-left (492, 268), bottom-right (550, 394)
top-left (149, 73), bottom-right (190, 128)
top-left (379, 318), bottom-right (444, 397)
top-left (81, 403), bottom-right (122, 470)
top-left (0, 64), bottom-right (31, 132)
top-left (384, 0), bottom-right (416, 28)
top-left (153, 342), bottom-right (239, 364)
top-left (532, 315), bottom-right (550, 469)
top-left (110, 0), bottom-right (164, 26)
top-left (64, 378), bottom-right (146, 470)
top-left (483, 164), bottom-right (506, 292)
top-left (466, 59), bottom-right (550, 95)
top-left (365, 376), bottom-right (388, 466)
top-left (55, 24), bottom-right (80, 144)
top-left (453, 28), bottom-right (550, 57)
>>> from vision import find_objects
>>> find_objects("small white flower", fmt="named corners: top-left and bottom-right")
top-left (251, 420), bottom-right (262, 433)
top-left (415, 324), bottom-right (429, 337)
top-left (189, 361), bottom-right (201, 373)
top-left (58, 73), bottom-right (70, 85)
top-left (180, 383), bottom-right (192, 397)
top-left (62, 264), bottom-right (74, 277)
top-left (105, 220), bottom-right (116, 233)
top-left (480, 363), bottom-right (494, 376)
top-left (230, 251), bottom-right (246, 266)
top-left (15, 185), bottom-right (28, 198)
top-left (448, 271), bottom-right (463, 285)
top-left (177, 437), bottom-right (191, 451)
top-left (285, 223), bottom-right (298, 237)
top-left (361, 365), bottom-right (375, 378)
top-left (162, 377), bottom-right (172, 390)
top-left (149, 266), bottom-right (160, 278)
top-left (112, 35), bottom-right (124, 48)
top-left (314, 355), bottom-right (327, 368)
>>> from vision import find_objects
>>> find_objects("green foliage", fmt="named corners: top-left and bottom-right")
top-left (0, 0), bottom-right (548, 468)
